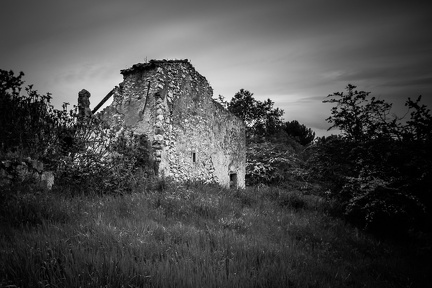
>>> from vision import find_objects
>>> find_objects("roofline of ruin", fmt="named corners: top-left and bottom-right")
top-left (120, 59), bottom-right (192, 76)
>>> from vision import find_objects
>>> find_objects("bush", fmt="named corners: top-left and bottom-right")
top-left (309, 136), bottom-right (432, 234)
top-left (246, 140), bottom-right (307, 186)
top-left (0, 70), bottom-right (72, 164)
top-left (310, 84), bottom-right (432, 236)
top-left (55, 121), bottom-right (155, 196)
top-left (339, 177), bottom-right (426, 234)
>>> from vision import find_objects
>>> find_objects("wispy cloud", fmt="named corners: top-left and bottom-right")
top-left (1, 0), bottom-right (431, 137)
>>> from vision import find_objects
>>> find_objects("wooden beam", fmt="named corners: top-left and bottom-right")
top-left (92, 88), bottom-right (115, 114)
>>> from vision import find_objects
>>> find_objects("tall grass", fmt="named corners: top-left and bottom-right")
top-left (1, 181), bottom-right (430, 287)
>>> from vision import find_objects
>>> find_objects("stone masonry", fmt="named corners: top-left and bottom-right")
top-left (96, 59), bottom-right (246, 188)
top-left (0, 157), bottom-right (54, 190)
top-left (78, 89), bottom-right (92, 120)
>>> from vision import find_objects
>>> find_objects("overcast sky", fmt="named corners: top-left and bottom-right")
top-left (1, 0), bottom-right (431, 136)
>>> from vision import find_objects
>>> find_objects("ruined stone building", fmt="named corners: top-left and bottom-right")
top-left (83, 59), bottom-right (246, 188)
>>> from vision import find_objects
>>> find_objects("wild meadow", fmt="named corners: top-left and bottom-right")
top-left (1, 180), bottom-right (430, 287)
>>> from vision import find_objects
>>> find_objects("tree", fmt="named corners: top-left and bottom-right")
top-left (227, 89), bottom-right (284, 137)
top-left (282, 120), bottom-right (315, 146)
top-left (404, 96), bottom-right (432, 141)
top-left (0, 69), bottom-right (64, 160)
top-left (311, 84), bottom-right (432, 235)
top-left (324, 84), bottom-right (396, 141)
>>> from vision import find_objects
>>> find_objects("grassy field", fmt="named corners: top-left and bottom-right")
top-left (0, 181), bottom-right (430, 287)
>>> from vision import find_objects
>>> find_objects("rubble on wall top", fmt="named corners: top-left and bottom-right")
top-left (120, 59), bottom-right (192, 75)
top-left (119, 58), bottom-right (213, 98)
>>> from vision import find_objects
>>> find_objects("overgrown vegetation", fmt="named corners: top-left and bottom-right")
top-left (2, 181), bottom-right (431, 287)
top-left (220, 86), bottom-right (432, 238)
top-left (56, 124), bottom-right (154, 196)
top-left (1, 71), bottom-right (431, 287)
top-left (309, 84), bottom-right (432, 236)
top-left (0, 69), bottom-right (154, 196)
top-left (0, 70), bottom-right (68, 162)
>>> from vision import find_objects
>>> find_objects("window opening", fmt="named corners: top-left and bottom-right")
top-left (192, 152), bottom-right (196, 163)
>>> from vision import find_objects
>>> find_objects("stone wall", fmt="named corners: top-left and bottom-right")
top-left (99, 59), bottom-right (246, 188)
top-left (0, 157), bottom-right (54, 189)
top-left (78, 89), bottom-right (92, 120)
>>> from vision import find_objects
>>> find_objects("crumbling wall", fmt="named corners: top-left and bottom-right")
top-left (99, 60), bottom-right (246, 188)
top-left (78, 89), bottom-right (92, 120)
top-left (0, 158), bottom-right (54, 189)
top-left (162, 80), bottom-right (246, 187)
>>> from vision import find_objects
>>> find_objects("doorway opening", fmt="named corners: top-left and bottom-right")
top-left (229, 173), bottom-right (238, 189)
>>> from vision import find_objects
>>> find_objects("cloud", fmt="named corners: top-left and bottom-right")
top-left (382, 76), bottom-right (432, 88)
top-left (2, 0), bottom-right (431, 132)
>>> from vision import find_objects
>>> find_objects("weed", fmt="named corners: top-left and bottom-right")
top-left (1, 182), bottom-right (430, 287)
